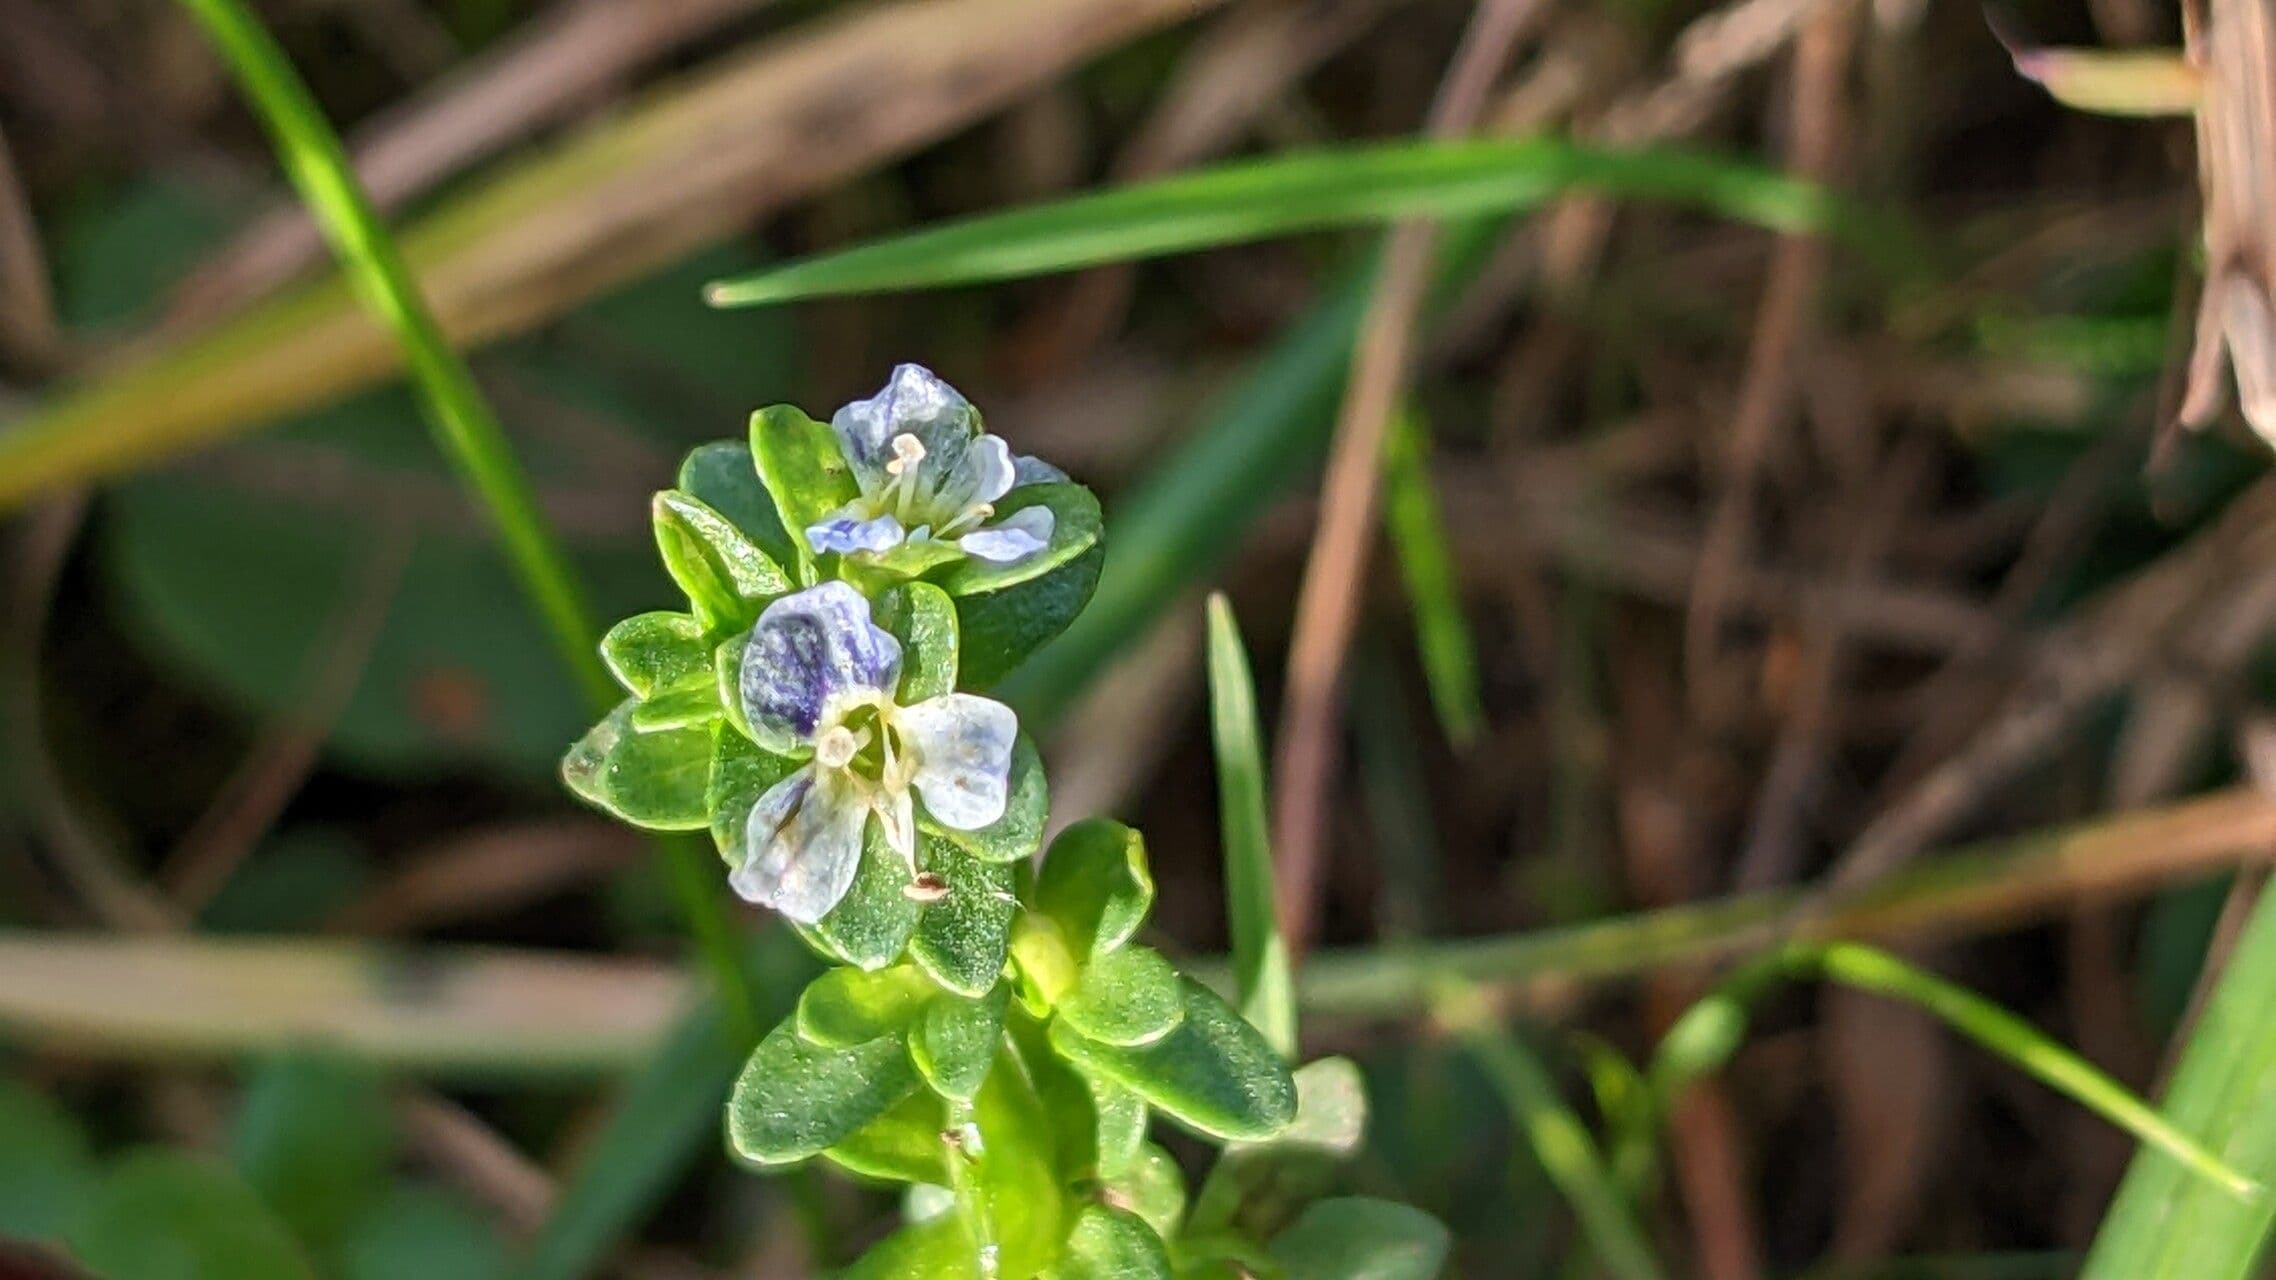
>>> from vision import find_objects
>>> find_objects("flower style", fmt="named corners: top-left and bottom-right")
top-left (805, 363), bottom-right (1063, 569)
top-left (729, 581), bottom-right (1018, 922)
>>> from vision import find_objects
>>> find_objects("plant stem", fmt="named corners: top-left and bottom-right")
top-left (1290, 785), bottom-right (2276, 1016)
top-left (8, 788), bottom-right (2274, 1074)
top-left (1655, 942), bottom-right (2259, 1202)
top-left (174, 0), bottom-right (755, 1038)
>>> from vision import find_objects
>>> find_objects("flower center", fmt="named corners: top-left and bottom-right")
top-left (819, 698), bottom-right (912, 789)
top-left (875, 432), bottom-right (936, 524)
top-left (813, 725), bottom-right (861, 770)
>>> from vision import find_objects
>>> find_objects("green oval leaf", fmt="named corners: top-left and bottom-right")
top-left (230, 1052), bottom-right (393, 1253)
top-left (561, 701), bottom-right (711, 831)
top-left (912, 984), bottom-right (1009, 1102)
top-left (599, 611), bottom-right (707, 699)
top-left (838, 1213), bottom-right (984, 1280)
top-left (968, 1048), bottom-right (1070, 1278)
top-left (1188, 1057), bottom-right (1368, 1240)
top-left (1051, 980), bottom-right (1297, 1141)
top-left (1089, 1076), bottom-right (1148, 1181)
top-left (340, 1186), bottom-right (508, 1280)
top-left (938, 484), bottom-right (1102, 599)
top-left (652, 490), bottom-right (790, 632)
top-left (824, 1088), bottom-right (952, 1186)
top-left (910, 841), bottom-right (1018, 997)
top-left (712, 631), bottom-right (753, 739)
top-left (68, 1151), bottom-right (314, 1280)
top-left (1103, 1143), bottom-right (1186, 1242)
top-left (1268, 1198), bottom-right (1450, 1280)
top-left (706, 728), bottom-right (800, 860)
top-left (806, 832), bottom-right (926, 971)
top-left (676, 441), bottom-right (797, 576)
top-left (1035, 820), bottom-right (1154, 958)
top-left (922, 734), bottom-right (1047, 865)
top-left (750, 404), bottom-right (858, 560)
top-left (875, 581), bottom-right (960, 705)
top-left (627, 681), bottom-right (722, 732)
top-left (727, 1020), bottom-right (920, 1166)
top-left (796, 965), bottom-right (936, 1047)
top-left (0, 1079), bottom-right (95, 1242)
top-left (944, 487), bottom-right (1104, 689)
top-left (1058, 947), bottom-right (1183, 1048)
top-left (1056, 1204), bottom-right (1171, 1280)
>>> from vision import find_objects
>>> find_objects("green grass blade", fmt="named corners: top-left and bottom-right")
top-left (2083, 890), bottom-right (2276, 1278)
top-left (173, 0), bottom-right (755, 1037)
top-left (175, 0), bottom-right (609, 712)
top-left (1002, 149), bottom-right (1850, 727)
top-left (1654, 942), bottom-right (2260, 1208)
top-left (1381, 409), bottom-right (1484, 747)
top-left (703, 138), bottom-right (1853, 306)
top-left (1436, 982), bottom-right (1669, 1280)
top-left (1206, 594), bottom-right (1296, 1059)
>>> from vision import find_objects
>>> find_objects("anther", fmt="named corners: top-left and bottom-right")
top-left (885, 432), bottom-right (927, 477)
top-left (815, 725), bottom-right (860, 769)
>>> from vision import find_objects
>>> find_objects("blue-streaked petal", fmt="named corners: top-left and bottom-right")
top-left (1011, 455), bottom-right (1067, 486)
top-left (899, 693), bottom-right (1018, 830)
top-left (729, 768), bottom-right (867, 922)
top-left (831, 363), bottom-right (978, 492)
top-left (935, 433), bottom-right (1017, 513)
top-left (738, 582), bottom-right (903, 753)
top-left (957, 505), bottom-right (1054, 564)
top-left (807, 509), bottom-right (906, 556)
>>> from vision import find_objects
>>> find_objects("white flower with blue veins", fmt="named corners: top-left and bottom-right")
top-left (806, 364), bottom-right (1063, 569)
top-left (729, 581), bottom-right (1018, 923)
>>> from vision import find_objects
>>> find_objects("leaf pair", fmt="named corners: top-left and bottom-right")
top-left (1014, 822), bottom-right (1300, 1149)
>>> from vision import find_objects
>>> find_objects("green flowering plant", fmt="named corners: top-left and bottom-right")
top-left (561, 365), bottom-right (1447, 1278)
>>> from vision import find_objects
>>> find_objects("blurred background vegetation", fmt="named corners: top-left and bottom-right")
top-left (3, 0), bottom-right (2272, 1275)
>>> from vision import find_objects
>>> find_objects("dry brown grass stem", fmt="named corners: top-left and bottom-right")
top-left (1271, 0), bottom-right (1550, 957)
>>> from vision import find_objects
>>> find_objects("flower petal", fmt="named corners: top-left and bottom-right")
top-left (1012, 454), bottom-right (1067, 486)
top-left (728, 769), bottom-right (868, 922)
top-left (901, 693), bottom-right (1018, 830)
top-left (831, 364), bottom-right (978, 493)
top-left (878, 787), bottom-right (916, 869)
top-left (934, 433), bottom-right (1017, 513)
top-left (806, 508), bottom-right (906, 557)
top-left (957, 505), bottom-right (1054, 564)
top-left (738, 582), bottom-right (903, 754)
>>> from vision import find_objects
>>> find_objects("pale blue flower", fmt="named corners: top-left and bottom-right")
top-left (805, 364), bottom-right (1060, 569)
top-left (729, 582), bottom-right (1018, 922)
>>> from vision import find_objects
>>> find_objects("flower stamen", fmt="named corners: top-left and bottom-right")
top-left (814, 725), bottom-right (860, 770)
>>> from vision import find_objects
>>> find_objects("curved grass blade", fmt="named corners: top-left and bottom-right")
top-left (1654, 942), bottom-right (2260, 1206)
top-left (174, 0), bottom-right (608, 711)
top-left (171, 0), bottom-right (755, 1035)
top-left (2083, 890), bottom-right (2276, 1278)
top-left (1381, 409), bottom-right (1483, 746)
top-left (1206, 595), bottom-right (1296, 1059)
top-left (1435, 980), bottom-right (1668, 1280)
top-left (704, 138), bottom-right (1856, 306)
